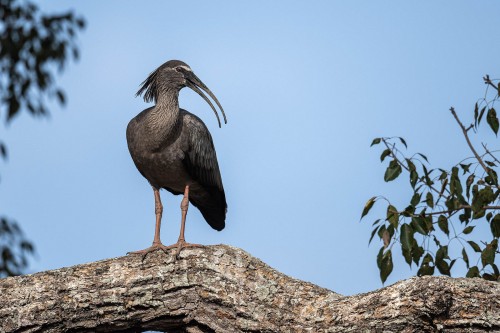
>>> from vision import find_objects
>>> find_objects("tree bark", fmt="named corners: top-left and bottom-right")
top-left (0, 245), bottom-right (498, 333)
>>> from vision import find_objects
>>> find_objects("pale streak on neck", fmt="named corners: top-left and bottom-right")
top-left (146, 89), bottom-right (181, 145)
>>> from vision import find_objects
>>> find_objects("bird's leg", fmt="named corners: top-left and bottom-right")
top-left (128, 187), bottom-right (169, 256)
top-left (152, 187), bottom-right (163, 246)
top-left (178, 185), bottom-right (189, 244)
top-left (166, 185), bottom-right (203, 258)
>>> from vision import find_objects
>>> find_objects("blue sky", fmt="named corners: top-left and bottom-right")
top-left (2, 1), bottom-right (500, 295)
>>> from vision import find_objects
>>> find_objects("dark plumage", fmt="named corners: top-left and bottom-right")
top-left (127, 60), bottom-right (227, 256)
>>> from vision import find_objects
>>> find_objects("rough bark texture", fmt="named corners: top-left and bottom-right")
top-left (0, 245), bottom-right (498, 333)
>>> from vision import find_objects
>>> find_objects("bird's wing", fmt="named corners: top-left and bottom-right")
top-left (182, 111), bottom-right (224, 191)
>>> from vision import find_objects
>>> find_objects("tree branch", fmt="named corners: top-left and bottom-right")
top-left (484, 75), bottom-right (500, 95)
top-left (0, 245), bottom-right (499, 332)
top-left (450, 107), bottom-right (500, 190)
top-left (403, 204), bottom-right (500, 217)
top-left (482, 143), bottom-right (500, 165)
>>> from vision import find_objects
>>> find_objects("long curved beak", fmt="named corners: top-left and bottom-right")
top-left (185, 71), bottom-right (227, 128)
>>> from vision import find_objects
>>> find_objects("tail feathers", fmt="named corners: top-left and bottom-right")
top-left (197, 204), bottom-right (226, 231)
top-left (190, 188), bottom-right (227, 231)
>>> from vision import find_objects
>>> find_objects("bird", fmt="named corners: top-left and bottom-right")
top-left (126, 60), bottom-right (227, 257)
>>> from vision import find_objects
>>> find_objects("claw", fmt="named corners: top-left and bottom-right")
top-left (165, 240), bottom-right (203, 260)
top-left (128, 241), bottom-right (203, 260)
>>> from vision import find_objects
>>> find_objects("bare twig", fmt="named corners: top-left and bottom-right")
top-left (484, 75), bottom-right (500, 95)
top-left (450, 107), bottom-right (500, 190)
top-left (482, 143), bottom-right (500, 165)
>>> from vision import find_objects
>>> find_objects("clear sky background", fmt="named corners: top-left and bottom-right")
top-left (2, 1), bottom-right (500, 295)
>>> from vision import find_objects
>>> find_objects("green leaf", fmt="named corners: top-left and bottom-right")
top-left (369, 226), bottom-right (379, 245)
top-left (438, 215), bottom-right (449, 236)
top-left (459, 163), bottom-right (472, 174)
top-left (471, 186), bottom-right (495, 217)
top-left (433, 235), bottom-right (442, 247)
top-left (435, 246), bottom-right (451, 276)
top-left (487, 212), bottom-right (493, 222)
top-left (474, 102), bottom-right (479, 126)
top-left (425, 192), bottom-right (434, 208)
top-left (377, 248), bottom-right (393, 284)
top-left (417, 264), bottom-right (435, 276)
top-left (412, 244), bottom-right (424, 266)
top-left (407, 159), bottom-right (418, 188)
top-left (416, 153), bottom-right (429, 163)
top-left (402, 246), bottom-right (412, 265)
top-left (0, 142), bottom-right (6, 160)
top-left (406, 158), bottom-right (416, 171)
top-left (401, 224), bottom-right (414, 250)
top-left (382, 228), bottom-right (391, 248)
top-left (422, 165), bottom-right (433, 186)
top-left (485, 168), bottom-right (499, 186)
top-left (380, 149), bottom-right (391, 162)
top-left (386, 205), bottom-right (399, 228)
top-left (466, 174), bottom-right (474, 199)
top-left (485, 160), bottom-right (497, 167)
top-left (411, 217), bottom-right (427, 235)
top-left (462, 247), bottom-right (469, 268)
top-left (459, 208), bottom-right (471, 224)
top-left (478, 106), bottom-right (487, 126)
top-left (361, 196), bottom-right (377, 219)
top-left (384, 159), bottom-right (402, 182)
top-left (398, 137), bottom-right (407, 148)
top-left (491, 214), bottom-right (500, 238)
top-left (450, 167), bottom-right (463, 198)
top-left (481, 243), bottom-right (496, 267)
top-left (422, 253), bottom-right (433, 265)
top-left (377, 225), bottom-right (387, 240)
top-left (492, 263), bottom-right (500, 276)
top-left (483, 273), bottom-right (497, 281)
top-left (424, 214), bottom-right (434, 233)
top-left (409, 171), bottom-right (418, 188)
top-left (402, 205), bottom-right (415, 217)
top-left (463, 226), bottom-right (475, 235)
top-left (487, 108), bottom-right (499, 135)
top-left (436, 245), bottom-right (449, 261)
top-left (445, 196), bottom-right (460, 211)
top-left (468, 240), bottom-right (482, 253)
top-left (55, 89), bottom-right (66, 105)
top-left (466, 266), bottom-right (480, 278)
top-left (371, 138), bottom-right (381, 146)
top-left (417, 254), bottom-right (435, 276)
top-left (449, 259), bottom-right (457, 271)
top-left (410, 192), bottom-right (421, 207)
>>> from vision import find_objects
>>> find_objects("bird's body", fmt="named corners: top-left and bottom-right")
top-left (127, 60), bottom-right (227, 255)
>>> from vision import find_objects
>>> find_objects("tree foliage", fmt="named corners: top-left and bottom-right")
top-left (362, 75), bottom-right (500, 283)
top-left (0, 0), bottom-right (85, 277)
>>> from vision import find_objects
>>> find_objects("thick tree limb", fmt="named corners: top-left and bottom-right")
top-left (0, 245), bottom-right (498, 332)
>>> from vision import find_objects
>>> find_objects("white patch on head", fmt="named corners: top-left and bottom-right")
top-left (177, 65), bottom-right (192, 71)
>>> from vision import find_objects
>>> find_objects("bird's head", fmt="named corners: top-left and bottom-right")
top-left (136, 60), bottom-right (227, 127)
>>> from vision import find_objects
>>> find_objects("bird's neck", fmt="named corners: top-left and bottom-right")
top-left (146, 90), bottom-right (181, 144)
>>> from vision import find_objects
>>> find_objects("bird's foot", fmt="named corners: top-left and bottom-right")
top-left (127, 242), bottom-right (171, 259)
top-left (127, 241), bottom-right (203, 260)
top-left (165, 239), bottom-right (204, 259)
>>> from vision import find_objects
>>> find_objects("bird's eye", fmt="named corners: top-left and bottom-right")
top-left (175, 66), bottom-right (191, 72)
